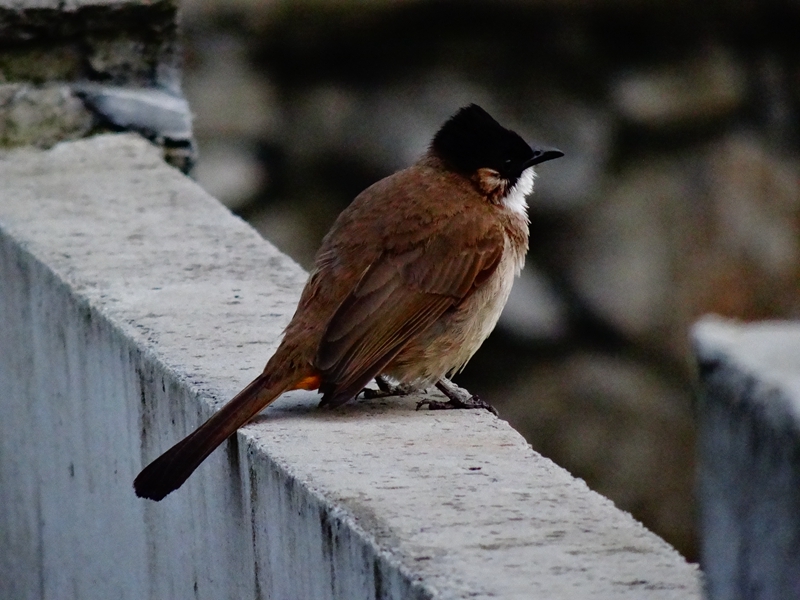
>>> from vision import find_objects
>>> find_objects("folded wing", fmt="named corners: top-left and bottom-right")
top-left (316, 227), bottom-right (503, 407)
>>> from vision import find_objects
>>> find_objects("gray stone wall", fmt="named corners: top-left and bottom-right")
top-left (0, 0), bottom-right (193, 168)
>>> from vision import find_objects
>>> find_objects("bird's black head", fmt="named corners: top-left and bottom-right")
top-left (431, 105), bottom-right (562, 187)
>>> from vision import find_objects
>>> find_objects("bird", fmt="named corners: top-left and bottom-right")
top-left (134, 104), bottom-right (563, 501)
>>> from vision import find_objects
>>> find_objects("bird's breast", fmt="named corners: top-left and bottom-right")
top-left (385, 225), bottom-right (526, 386)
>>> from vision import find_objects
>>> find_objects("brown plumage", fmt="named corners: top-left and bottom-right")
top-left (134, 105), bottom-right (563, 501)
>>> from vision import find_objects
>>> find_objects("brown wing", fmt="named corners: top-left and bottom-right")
top-left (315, 228), bottom-right (503, 407)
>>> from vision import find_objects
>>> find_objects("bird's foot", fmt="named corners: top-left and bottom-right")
top-left (361, 375), bottom-right (414, 399)
top-left (416, 379), bottom-right (498, 416)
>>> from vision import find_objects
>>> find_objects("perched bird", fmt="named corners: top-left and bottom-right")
top-left (134, 104), bottom-right (563, 501)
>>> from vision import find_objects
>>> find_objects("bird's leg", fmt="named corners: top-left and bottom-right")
top-left (361, 375), bottom-right (414, 399)
top-left (417, 378), bottom-right (498, 416)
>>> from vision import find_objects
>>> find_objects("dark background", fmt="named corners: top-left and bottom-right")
top-left (179, 0), bottom-right (800, 560)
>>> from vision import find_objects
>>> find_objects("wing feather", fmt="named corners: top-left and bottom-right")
top-left (316, 220), bottom-right (505, 407)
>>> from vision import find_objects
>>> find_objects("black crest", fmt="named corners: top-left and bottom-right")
top-left (431, 104), bottom-right (535, 180)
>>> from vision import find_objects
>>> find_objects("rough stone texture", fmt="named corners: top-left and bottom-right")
top-left (693, 317), bottom-right (800, 600)
top-left (0, 0), bottom-right (191, 168)
top-left (0, 83), bottom-right (94, 146)
top-left (0, 134), bottom-right (702, 599)
top-left (0, 0), bottom-right (178, 82)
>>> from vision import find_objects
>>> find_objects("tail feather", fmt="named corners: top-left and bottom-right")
top-left (134, 372), bottom-right (296, 501)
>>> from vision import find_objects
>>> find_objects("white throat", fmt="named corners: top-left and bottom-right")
top-left (502, 167), bottom-right (535, 216)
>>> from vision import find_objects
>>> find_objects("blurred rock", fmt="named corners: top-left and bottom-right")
top-left (612, 47), bottom-right (746, 129)
top-left (0, 44), bottom-right (83, 82)
top-left (563, 133), bottom-right (800, 362)
top-left (755, 54), bottom-right (796, 147)
top-left (498, 265), bottom-right (570, 342)
top-left (0, 83), bottom-right (94, 147)
top-left (183, 33), bottom-right (280, 139)
top-left (516, 96), bottom-right (614, 212)
top-left (180, 0), bottom-right (278, 25)
top-left (247, 200), bottom-right (333, 269)
top-left (0, 0), bottom-right (191, 160)
top-left (709, 134), bottom-right (799, 278)
top-left (278, 79), bottom-right (611, 215)
top-left (281, 72), bottom-right (494, 173)
top-left (563, 157), bottom-right (687, 355)
top-left (696, 134), bottom-right (800, 317)
top-left (192, 139), bottom-right (266, 210)
top-left (86, 35), bottom-right (153, 85)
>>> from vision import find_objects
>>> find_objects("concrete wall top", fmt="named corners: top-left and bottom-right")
top-left (693, 317), bottom-right (800, 427)
top-left (693, 317), bottom-right (800, 600)
top-left (0, 134), bottom-right (702, 599)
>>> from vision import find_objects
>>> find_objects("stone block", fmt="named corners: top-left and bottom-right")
top-left (694, 317), bottom-right (800, 600)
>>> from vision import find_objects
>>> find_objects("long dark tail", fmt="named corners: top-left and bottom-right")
top-left (134, 370), bottom-right (309, 501)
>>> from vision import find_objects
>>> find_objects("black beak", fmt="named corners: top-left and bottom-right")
top-left (524, 146), bottom-right (564, 168)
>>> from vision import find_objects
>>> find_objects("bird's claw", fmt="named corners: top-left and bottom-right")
top-left (416, 378), bottom-right (499, 415)
top-left (416, 395), bottom-right (498, 415)
top-left (360, 375), bottom-right (413, 399)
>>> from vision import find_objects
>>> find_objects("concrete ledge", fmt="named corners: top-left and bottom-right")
top-left (0, 134), bottom-right (701, 599)
top-left (693, 317), bottom-right (800, 600)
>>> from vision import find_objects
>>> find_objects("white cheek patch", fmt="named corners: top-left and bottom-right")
top-left (502, 167), bottom-right (536, 216)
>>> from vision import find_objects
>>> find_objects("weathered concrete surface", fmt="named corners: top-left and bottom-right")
top-left (0, 134), bottom-right (702, 599)
top-left (693, 318), bottom-right (800, 600)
